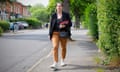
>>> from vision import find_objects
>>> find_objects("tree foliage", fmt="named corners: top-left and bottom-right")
top-left (47, 0), bottom-right (62, 15)
top-left (70, 0), bottom-right (95, 28)
top-left (30, 4), bottom-right (45, 13)
top-left (97, 0), bottom-right (120, 65)
top-left (85, 3), bottom-right (98, 40)
top-left (30, 4), bottom-right (49, 23)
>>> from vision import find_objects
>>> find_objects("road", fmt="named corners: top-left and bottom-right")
top-left (0, 29), bottom-right (52, 72)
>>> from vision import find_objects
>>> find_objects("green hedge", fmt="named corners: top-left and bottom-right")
top-left (97, 0), bottom-right (120, 65)
top-left (0, 21), bottom-right (9, 31)
top-left (0, 26), bottom-right (3, 36)
top-left (10, 18), bottom-right (42, 29)
top-left (85, 3), bottom-right (98, 40)
top-left (24, 18), bottom-right (42, 29)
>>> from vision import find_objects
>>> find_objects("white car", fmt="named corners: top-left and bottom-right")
top-left (16, 21), bottom-right (29, 29)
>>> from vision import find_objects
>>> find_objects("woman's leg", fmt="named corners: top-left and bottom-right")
top-left (52, 32), bottom-right (59, 63)
top-left (60, 38), bottom-right (67, 64)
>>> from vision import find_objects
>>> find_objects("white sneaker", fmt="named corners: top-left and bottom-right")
top-left (50, 62), bottom-right (57, 69)
top-left (61, 60), bottom-right (66, 67)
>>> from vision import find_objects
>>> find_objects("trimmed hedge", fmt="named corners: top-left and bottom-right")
top-left (85, 3), bottom-right (98, 40)
top-left (0, 26), bottom-right (3, 36)
top-left (24, 18), bottom-right (42, 29)
top-left (97, 0), bottom-right (120, 65)
top-left (0, 21), bottom-right (9, 31)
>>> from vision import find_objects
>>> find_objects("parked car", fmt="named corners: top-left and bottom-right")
top-left (9, 21), bottom-right (29, 30)
top-left (16, 21), bottom-right (29, 29)
top-left (15, 22), bottom-right (24, 30)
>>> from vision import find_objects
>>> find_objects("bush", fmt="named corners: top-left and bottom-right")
top-left (85, 3), bottom-right (98, 40)
top-left (10, 18), bottom-right (42, 29)
top-left (0, 21), bottom-right (9, 31)
top-left (24, 18), bottom-right (42, 29)
top-left (97, 0), bottom-right (120, 66)
top-left (0, 26), bottom-right (3, 36)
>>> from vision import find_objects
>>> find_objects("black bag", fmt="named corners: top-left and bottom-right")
top-left (59, 31), bottom-right (69, 38)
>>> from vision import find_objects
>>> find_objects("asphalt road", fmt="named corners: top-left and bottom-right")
top-left (0, 29), bottom-right (52, 72)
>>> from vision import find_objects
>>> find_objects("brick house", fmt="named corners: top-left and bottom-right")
top-left (0, 0), bottom-right (31, 20)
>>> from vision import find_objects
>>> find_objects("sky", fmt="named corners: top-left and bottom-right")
top-left (17, 0), bottom-right (49, 6)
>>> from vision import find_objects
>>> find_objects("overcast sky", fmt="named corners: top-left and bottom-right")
top-left (17, 0), bottom-right (49, 6)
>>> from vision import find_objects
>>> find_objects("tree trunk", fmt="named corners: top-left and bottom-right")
top-left (63, 0), bottom-right (75, 41)
top-left (63, 0), bottom-right (70, 13)
top-left (75, 15), bottom-right (80, 29)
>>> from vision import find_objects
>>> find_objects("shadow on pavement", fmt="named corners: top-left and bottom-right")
top-left (61, 64), bottom-right (109, 70)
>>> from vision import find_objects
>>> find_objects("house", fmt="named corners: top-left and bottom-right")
top-left (0, 0), bottom-right (31, 21)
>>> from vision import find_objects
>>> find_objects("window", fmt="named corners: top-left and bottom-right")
top-left (11, 6), bottom-right (13, 12)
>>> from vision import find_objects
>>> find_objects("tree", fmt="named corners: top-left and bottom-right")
top-left (30, 4), bottom-right (45, 13)
top-left (32, 9), bottom-right (49, 22)
top-left (85, 3), bottom-right (98, 40)
top-left (30, 4), bottom-right (49, 23)
top-left (47, 0), bottom-right (58, 15)
top-left (62, 0), bottom-right (70, 13)
top-left (70, 0), bottom-right (94, 28)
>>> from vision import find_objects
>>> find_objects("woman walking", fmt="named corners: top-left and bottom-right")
top-left (49, 2), bottom-right (72, 69)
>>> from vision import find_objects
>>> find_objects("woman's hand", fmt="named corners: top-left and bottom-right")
top-left (60, 21), bottom-right (69, 25)
top-left (59, 24), bottom-right (66, 28)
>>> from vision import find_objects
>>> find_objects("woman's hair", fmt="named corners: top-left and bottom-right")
top-left (56, 2), bottom-right (63, 7)
top-left (55, 2), bottom-right (63, 12)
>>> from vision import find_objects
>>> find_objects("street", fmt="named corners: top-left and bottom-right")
top-left (0, 29), bottom-right (99, 72)
top-left (0, 29), bottom-right (52, 72)
top-left (0, 0), bottom-right (120, 72)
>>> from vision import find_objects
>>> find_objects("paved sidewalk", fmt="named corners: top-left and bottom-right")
top-left (27, 29), bottom-right (99, 72)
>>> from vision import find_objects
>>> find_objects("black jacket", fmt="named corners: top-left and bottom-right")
top-left (49, 12), bottom-right (72, 40)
